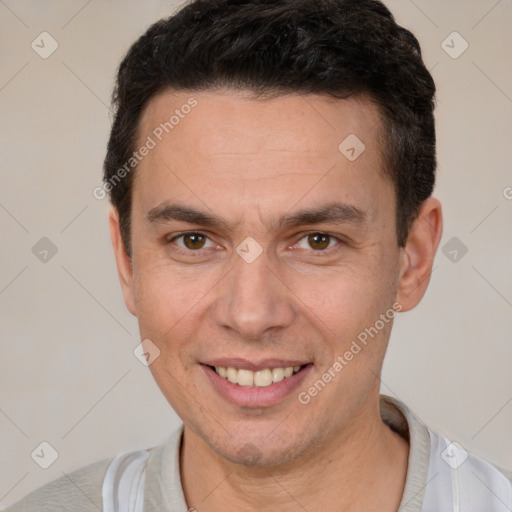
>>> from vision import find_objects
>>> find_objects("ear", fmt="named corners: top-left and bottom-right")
top-left (396, 197), bottom-right (443, 312)
top-left (109, 208), bottom-right (137, 316)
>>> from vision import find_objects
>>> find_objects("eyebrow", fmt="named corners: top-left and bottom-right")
top-left (147, 203), bottom-right (231, 230)
top-left (278, 202), bottom-right (369, 228)
top-left (146, 201), bottom-right (369, 230)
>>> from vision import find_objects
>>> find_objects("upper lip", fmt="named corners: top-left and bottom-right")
top-left (202, 358), bottom-right (311, 371)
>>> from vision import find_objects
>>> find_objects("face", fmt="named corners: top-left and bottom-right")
top-left (111, 89), bottom-right (436, 467)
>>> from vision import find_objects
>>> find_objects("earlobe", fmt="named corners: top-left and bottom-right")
top-left (396, 197), bottom-right (443, 312)
top-left (109, 208), bottom-right (137, 316)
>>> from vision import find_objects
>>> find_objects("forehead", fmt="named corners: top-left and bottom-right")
top-left (139, 88), bottom-right (381, 157)
top-left (133, 89), bottom-right (392, 227)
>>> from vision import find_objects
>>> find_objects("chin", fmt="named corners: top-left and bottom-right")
top-left (209, 429), bottom-right (311, 469)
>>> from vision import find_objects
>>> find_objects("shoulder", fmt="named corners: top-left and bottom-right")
top-left (381, 395), bottom-right (512, 511)
top-left (495, 464), bottom-right (512, 482)
top-left (4, 441), bottom-right (170, 512)
top-left (425, 427), bottom-right (512, 510)
top-left (3, 457), bottom-right (112, 512)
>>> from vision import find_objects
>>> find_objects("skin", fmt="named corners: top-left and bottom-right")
top-left (110, 89), bottom-right (442, 511)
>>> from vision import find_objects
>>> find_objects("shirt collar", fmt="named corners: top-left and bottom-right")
top-left (146, 394), bottom-right (431, 511)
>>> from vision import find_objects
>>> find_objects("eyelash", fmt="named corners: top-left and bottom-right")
top-left (167, 231), bottom-right (344, 255)
top-left (168, 232), bottom-right (217, 255)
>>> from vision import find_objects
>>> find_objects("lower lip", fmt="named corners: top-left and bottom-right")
top-left (201, 364), bottom-right (313, 408)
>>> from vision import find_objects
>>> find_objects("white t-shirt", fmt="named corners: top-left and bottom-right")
top-left (6, 395), bottom-right (512, 511)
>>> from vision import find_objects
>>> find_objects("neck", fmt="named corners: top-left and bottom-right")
top-left (180, 396), bottom-right (409, 512)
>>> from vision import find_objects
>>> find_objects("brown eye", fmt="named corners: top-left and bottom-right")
top-left (182, 233), bottom-right (206, 250)
top-left (307, 233), bottom-right (331, 250)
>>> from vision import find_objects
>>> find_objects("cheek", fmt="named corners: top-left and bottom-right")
top-left (132, 261), bottom-right (206, 344)
top-left (292, 254), bottom-right (398, 357)
top-left (133, 266), bottom-right (206, 407)
top-left (294, 265), bottom-right (375, 322)
top-left (131, 257), bottom-right (231, 385)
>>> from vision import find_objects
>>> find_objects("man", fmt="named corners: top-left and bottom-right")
top-left (7, 0), bottom-right (511, 510)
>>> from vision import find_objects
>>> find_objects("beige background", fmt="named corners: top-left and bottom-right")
top-left (1, 0), bottom-right (511, 508)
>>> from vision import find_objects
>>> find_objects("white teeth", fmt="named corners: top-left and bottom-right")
top-left (254, 369), bottom-right (272, 387)
top-left (214, 365), bottom-right (303, 387)
top-left (226, 367), bottom-right (238, 384)
top-left (272, 367), bottom-right (284, 383)
top-left (237, 369), bottom-right (254, 387)
top-left (283, 367), bottom-right (294, 378)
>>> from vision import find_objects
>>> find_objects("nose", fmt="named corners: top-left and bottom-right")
top-left (212, 251), bottom-right (295, 341)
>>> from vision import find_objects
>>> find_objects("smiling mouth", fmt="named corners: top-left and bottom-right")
top-left (209, 364), bottom-right (308, 388)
